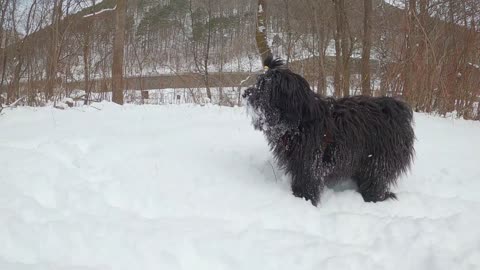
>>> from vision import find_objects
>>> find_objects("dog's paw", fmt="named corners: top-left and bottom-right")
top-left (292, 188), bottom-right (319, 206)
top-left (362, 191), bottom-right (397, 203)
top-left (384, 192), bottom-right (398, 200)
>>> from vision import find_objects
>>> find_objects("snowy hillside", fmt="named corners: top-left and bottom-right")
top-left (0, 103), bottom-right (479, 270)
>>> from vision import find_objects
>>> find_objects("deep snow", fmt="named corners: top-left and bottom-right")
top-left (0, 103), bottom-right (479, 270)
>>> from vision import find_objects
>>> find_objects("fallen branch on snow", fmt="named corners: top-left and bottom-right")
top-left (1, 96), bottom-right (27, 112)
top-left (8, 96), bottom-right (27, 107)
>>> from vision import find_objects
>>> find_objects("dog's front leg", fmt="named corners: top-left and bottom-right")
top-left (291, 176), bottom-right (322, 206)
top-left (290, 163), bottom-right (323, 206)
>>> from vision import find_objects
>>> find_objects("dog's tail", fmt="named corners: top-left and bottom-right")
top-left (263, 55), bottom-right (285, 71)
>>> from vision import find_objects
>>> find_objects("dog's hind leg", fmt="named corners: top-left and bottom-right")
top-left (353, 173), bottom-right (397, 203)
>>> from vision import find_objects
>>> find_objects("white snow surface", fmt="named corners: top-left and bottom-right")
top-left (1, 103), bottom-right (480, 270)
top-left (83, 6), bottom-right (116, 18)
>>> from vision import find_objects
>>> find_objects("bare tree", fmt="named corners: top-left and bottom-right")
top-left (45, 0), bottom-right (64, 101)
top-left (403, 0), bottom-right (417, 105)
top-left (361, 0), bottom-right (372, 96)
top-left (307, 0), bottom-right (329, 95)
top-left (0, 0), bottom-right (10, 100)
top-left (7, 0), bottom-right (42, 104)
top-left (256, 0), bottom-right (272, 63)
top-left (112, 0), bottom-right (126, 105)
top-left (0, 0), bottom-right (478, 120)
top-left (82, 17), bottom-right (92, 104)
top-left (333, 0), bottom-right (353, 97)
top-left (203, 0), bottom-right (212, 100)
top-left (188, 0), bottom-right (213, 101)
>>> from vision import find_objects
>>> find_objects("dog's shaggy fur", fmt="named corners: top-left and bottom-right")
top-left (243, 56), bottom-right (415, 206)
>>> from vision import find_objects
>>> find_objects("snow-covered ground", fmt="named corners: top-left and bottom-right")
top-left (0, 103), bottom-right (479, 270)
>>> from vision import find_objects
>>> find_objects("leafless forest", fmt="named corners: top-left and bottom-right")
top-left (0, 0), bottom-right (479, 119)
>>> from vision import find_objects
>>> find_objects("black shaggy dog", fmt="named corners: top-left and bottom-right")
top-left (243, 56), bottom-right (415, 206)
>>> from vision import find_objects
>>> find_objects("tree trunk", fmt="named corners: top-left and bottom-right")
top-left (0, 0), bottom-right (9, 99)
top-left (444, 0), bottom-right (456, 113)
top-left (112, 0), bottom-right (126, 105)
top-left (0, 49), bottom-right (7, 101)
top-left (83, 0), bottom-right (96, 105)
top-left (8, 53), bottom-right (22, 104)
top-left (333, 0), bottom-right (344, 97)
top-left (308, 0), bottom-right (327, 95)
top-left (403, 0), bottom-right (416, 104)
top-left (361, 0), bottom-right (372, 96)
top-left (45, 0), bottom-right (63, 101)
top-left (339, 0), bottom-right (351, 97)
top-left (204, 0), bottom-right (212, 101)
top-left (414, 0), bottom-right (428, 112)
top-left (255, 0), bottom-right (272, 64)
top-left (83, 23), bottom-right (91, 105)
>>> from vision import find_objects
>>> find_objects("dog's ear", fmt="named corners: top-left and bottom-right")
top-left (269, 70), bottom-right (317, 123)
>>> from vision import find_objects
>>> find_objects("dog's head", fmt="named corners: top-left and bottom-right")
top-left (243, 56), bottom-right (320, 132)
